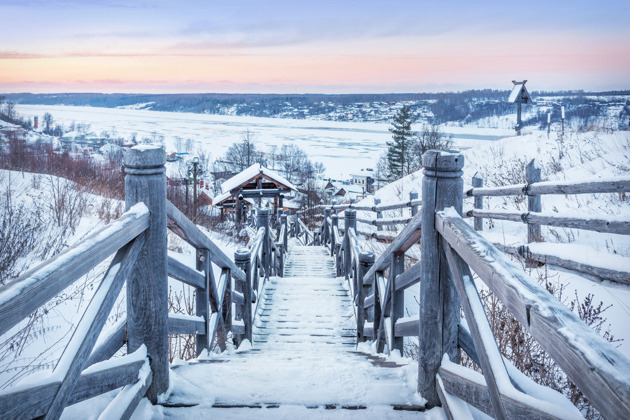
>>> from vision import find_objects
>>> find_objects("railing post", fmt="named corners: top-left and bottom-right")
top-left (526, 159), bottom-right (542, 243)
top-left (323, 207), bottom-right (332, 246)
top-left (124, 145), bottom-right (168, 403)
top-left (374, 197), bottom-right (382, 231)
top-left (418, 149), bottom-right (463, 407)
top-left (278, 242), bottom-right (284, 276)
top-left (410, 190), bottom-right (419, 217)
top-left (330, 214), bottom-right (338, 257)
top-left (357, 251), bottom-right (375, 342)
top-left (281, 214), bottom-right (288, 250)
top-left (257, 208), bottom-right (272, 280)
top-left (295, 211), bottom-right (302, 238)
top-left (234, 249), bottom-right (252, 344)
top-left (472, 172), bottom-right (483, 231)
top-left (196, 249), bottom-right (211, 356)
top-left (236, 194), bottom-right (243, 230)
top-left (344, 209), bottom-right (356, 281)
top-left (390, 251), bottom-right (404, 353)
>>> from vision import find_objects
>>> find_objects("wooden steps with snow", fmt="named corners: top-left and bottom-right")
top-left (161, 246), bottom-right (426, 416)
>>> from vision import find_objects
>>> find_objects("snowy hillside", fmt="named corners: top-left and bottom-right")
top-left (351, 130), bottom-right (630, 359)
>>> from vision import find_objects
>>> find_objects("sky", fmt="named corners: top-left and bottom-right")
top-left (1, 0), bottom-right (629, 94)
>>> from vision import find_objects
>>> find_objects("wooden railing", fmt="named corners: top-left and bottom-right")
top-left (0, 146), bottom-right (254, 419)
top-left (314, 149), bottom-right (630, 419)
top-left (320, 194), bottom-right (421, 242)
top-left (233, 208), bottom-right (288, 345)
top-left (466, 160), bottom-right (630, 285)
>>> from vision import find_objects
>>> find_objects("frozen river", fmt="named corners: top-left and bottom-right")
top-left (17, 105), bottom-right (513, 180)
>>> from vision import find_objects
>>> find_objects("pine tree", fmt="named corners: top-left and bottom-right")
top-left (386, 105), bottom-right (415, 179)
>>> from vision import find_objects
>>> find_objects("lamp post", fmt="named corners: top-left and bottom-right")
top-left (187, 156), bottom-right (202, 219)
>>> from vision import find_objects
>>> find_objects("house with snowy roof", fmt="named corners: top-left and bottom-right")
top-left (213, 163), bottom-right (297, 223)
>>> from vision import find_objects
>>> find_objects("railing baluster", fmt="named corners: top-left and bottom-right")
top-left (472, 172), bottom-right (483, 231)
top-left (196, 249), bottom-right (211, 356)
top-left (357, 251), bottom-right (374, 342)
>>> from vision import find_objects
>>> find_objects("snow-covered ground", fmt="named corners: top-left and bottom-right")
top-left (349, 130), bottom-right (630, 360)
top-left (15, 104), bottom-right (513, 180)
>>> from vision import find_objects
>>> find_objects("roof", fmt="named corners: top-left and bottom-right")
top-left (508, 82), bottom-right (532, 104)
top-left (220, 163), bottom-right (297, 194)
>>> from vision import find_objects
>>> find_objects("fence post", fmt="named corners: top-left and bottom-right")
top-left (526, 159), bottom-right (542, 243)
top-left (196, 249), bottom-right (210, 356)
top-left (323, 207), bottom-right (332, 246)
top-left (295, 211), bottom-right (302, 238)
top-left (281, 214), bottom-right (288, 250)
top-left (344, 209), bottom-right (356, 281)
top-left (330, 214), bottom-right (338, 257)
top-left (276, 242), bottom-right (284, 277)
top-left (472, 172), bottom-right (483, 231)
top-left (409, 190), bottom-right (419, 217)
top-left (234, 249), bottom-right (252, 344)
top-left (257, 208), bottom-right (272, 280)
top-left (418, 149), bottom-right (463, 407)
top-left (390, 251), bottom-right (405, 353)
top-left (357, 251), bottom-right (375, 342)
top-left (124, 145), bottom-right (168, 403)
top-left (374, 197), bottom-right (382, 231)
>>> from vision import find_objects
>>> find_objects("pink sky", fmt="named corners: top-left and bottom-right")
top-left (1, 1), bottom-right (629, 93)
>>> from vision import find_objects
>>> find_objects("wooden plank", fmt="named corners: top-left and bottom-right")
top-left (394, 317), bottom-right (418, 337)
top-left (517, 244), bottom-right (630, 285)
top-left (472, 172), bottom-right (483, 231)
top-left (390, 252), bottom-right (405, 352)
top-left (0, 204), bottom-right (148, 338)
top-left (45, 234), bottom-right (145, 420)
top-left (98, 362), bottom-right (152, 420)
top-left (363, 322), bottom-right (374, 338)
top-left (196, 249), bottom-right (211, 356)
top-left (469, 209), bottom-right (630, 235)
top-left (86, 319), bottom-right (127, 367)
top-left (0, 357), bottom-right (145, 419)
top-left (438, 365), bottom-right (565, 420)
top-left (231, 290), bottom-right (245, 305)
top-left (394, 260), bottom-right (421, 291)
top-left (356, 216), bottom-right (412, 226)
top-left (168, 315), bottom-right (206, 335)
top-left (437, 210), bottom-right (630, 419)
top-left (167, 254), bottom-right (205, 289)
top-left (467, 177), bottom-right (630, 197)
top-left (442, 242), bottom-right (509, 420)
top-left (457, 323), bottom-right (480, 367)
top-left (364, 293), bottom-right (374, 309)
top-left (362, 211), bottom-right (422, 285)
top-left (166, 201), bottom-right (245, 281)
top-left (436, 374), bottom-right (475, 420)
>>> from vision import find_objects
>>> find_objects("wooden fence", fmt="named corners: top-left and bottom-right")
top-left (0, 146), bottom-right (284, 419)
top-left (317, 149), bottom-right (630, 419)
top-left (466, 159), bottom-right (630, 285)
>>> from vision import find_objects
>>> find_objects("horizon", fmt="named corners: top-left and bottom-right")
top-left (1, 1), bottom-right (629, 94)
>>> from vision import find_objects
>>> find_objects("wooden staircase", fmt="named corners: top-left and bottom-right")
top-left (162, 246), bottom-right (426, 416)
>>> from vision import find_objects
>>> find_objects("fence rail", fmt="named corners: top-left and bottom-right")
top-left (313, 149), bottom-right (630, 419)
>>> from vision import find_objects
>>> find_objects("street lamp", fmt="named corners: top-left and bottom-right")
top-left (187, 156), bottom-right (202, 219)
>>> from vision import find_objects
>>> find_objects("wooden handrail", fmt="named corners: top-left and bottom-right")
top-left (166, 201), bottom-right (245, 281)
top-left (466, 176), bottom-right (630, 197)
top-left (436, 208), bottom-right (630, 419)
top-left (362, 211), bottom-right (422, 285)
top-left (0, 203), bottom-right (149, 338)
top-left (466, 208), bottom-right (630, 235)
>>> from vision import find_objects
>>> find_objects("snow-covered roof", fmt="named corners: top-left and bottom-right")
top-left (508, 83), bottom-right (531, 104)
top-left (213, 191), bottom-right (231, 205)
top-left (219, 163), bottom-right (297, 194)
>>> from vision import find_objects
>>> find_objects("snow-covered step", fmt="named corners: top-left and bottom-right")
top-left (160, 245), bottom-right (428, 417)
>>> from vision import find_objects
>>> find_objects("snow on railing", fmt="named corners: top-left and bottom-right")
top-left (311, 149), bottom-right (630, 418)
top-left (465, 159), bottom-right (630, 285)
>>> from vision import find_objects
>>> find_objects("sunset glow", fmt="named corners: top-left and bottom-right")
top-left (1, 0), bottom-right (629, 93)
